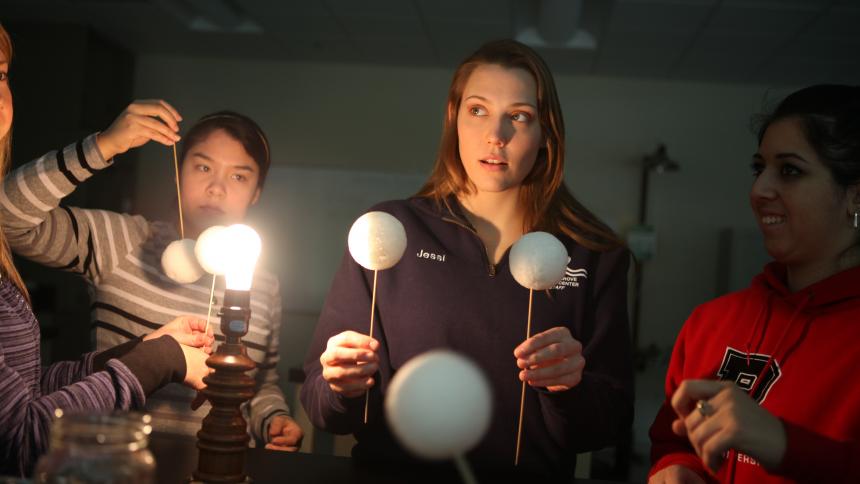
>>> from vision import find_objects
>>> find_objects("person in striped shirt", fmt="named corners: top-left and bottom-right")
top-left (0, 98), bottom-right (302, 450)
top-left (0, 23), bottom-right (215, 477)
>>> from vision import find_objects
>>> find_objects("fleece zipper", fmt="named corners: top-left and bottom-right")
top-left (441, 216), bottom-right (497, 277)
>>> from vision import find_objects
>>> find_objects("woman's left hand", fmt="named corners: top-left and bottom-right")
top-left (265, 415), bottom-right (304, 452)
top-left (514, 326), bottom-right (585, 392)
top-left (670, 379), bottom-right (787, 474)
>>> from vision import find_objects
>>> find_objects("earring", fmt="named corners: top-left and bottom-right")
top-left (854, 211), bottom-right (859, 229)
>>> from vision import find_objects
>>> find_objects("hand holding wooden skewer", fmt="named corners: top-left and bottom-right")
top-left (514, 327), bottom-right (585, 392)
top-left (508, 231), bottom-right (572, 465)
top-left (96, 99), bottom-right (182, 160)
top-left (514, 325), bottom-right (585, 464)
top-left (344, 211), bottom-right (407, 422)
top-left (320, 331), bottom-right (380, 398)
top-left (144, 315), bottom-right (214, 353)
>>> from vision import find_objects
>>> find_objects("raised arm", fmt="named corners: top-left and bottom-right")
top-left (3, 332), bottom-right (206, 477)
top-left (0, 100), bottom-right (181, 282)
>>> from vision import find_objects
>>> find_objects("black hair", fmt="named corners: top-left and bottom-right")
top-left (179, 111), bottom-right (271, 188)
top-left (757, 85), bottom-right (860, 187)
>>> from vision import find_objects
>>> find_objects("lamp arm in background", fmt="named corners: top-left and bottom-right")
top-left (631, 144), bottom-right (679, 370)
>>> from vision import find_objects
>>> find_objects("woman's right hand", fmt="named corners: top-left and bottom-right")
top-left (144, 315), bottom-right (214, 354)
top-left (320, 330), bottom-right (379, 398)
top-left (180, 344), bottom-right (212, 391)
top-left (96, 99), bottom-right (183, 160)
top-left (648, 465), bottom-right (706, 484)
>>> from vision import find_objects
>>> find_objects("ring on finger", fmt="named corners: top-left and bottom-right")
top-left (696, 399), bottom-right (713, 418)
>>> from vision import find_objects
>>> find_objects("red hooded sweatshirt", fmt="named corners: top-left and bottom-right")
top-left (649, 262), bottom-right (860, 483)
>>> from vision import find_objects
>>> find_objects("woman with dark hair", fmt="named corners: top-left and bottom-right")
top-left (0, 100), bottom-right (303, 448)
top-left (301, 39), bottom-right (633, 478)
top-left (0, 23), bottom-right (216, 477)
top-left (649, 85), bottom-right (860, 483)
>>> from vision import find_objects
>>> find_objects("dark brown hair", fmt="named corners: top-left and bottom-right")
top-left (415, 39), bottom-right (621, 251)
top-left (179, 111), bottom-right (271, 188)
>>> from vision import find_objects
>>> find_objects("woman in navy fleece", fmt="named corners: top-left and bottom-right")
top-left (301, 39), bottom-right (634, 478)
top-left (0, 23), bottom-right (213, 477)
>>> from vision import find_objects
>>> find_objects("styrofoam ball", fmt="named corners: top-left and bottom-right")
top-left (385, 350), bottom-right (492, 460)
top-left (347, 211), bottom-right (407, 271)
top-left (161, 239), bottom-right (204, 284)
top-left (194, 225), bottom-right (228, 275)
top-left (509, 231), bottom-right (568, 290)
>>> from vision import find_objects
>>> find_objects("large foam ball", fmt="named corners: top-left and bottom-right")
top-left (385, 350), bottom-right (492, 460)
top-left (161, 239), bottom-right (205, 284)
top-left (194, 225), bottom-right (228, 275)
top-left (347, 211), bottom-right (407, 271)
top-left (509, 231), bottom-right (568, 290)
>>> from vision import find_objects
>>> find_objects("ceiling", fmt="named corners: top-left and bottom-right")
top-left (2, 0), bottom-right (858, 86)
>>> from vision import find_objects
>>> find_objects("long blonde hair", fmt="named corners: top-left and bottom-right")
top-left (415, 39), bottom-right (622, 251)
top-left (0, 24), bottom-right (30, 301)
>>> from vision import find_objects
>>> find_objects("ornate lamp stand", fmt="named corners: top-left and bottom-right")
top-left (193, 289), bottom-right (256, 483)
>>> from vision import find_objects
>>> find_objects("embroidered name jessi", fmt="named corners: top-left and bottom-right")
top-left (416, 249), bottom-right (446, 262)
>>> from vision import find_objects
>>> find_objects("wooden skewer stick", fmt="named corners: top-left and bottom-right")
top-left (172, 143), bottom-right (185, 239)
top-left (364, 269), bottom-right (379, 424)
top-left (514, 288), bottom-right (534, 466)
top-left (454, 454), bottom-right (479, 484)
top-left (204, 274), bottom-right (216, 334)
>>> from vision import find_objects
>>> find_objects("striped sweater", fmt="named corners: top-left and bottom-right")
top-left (0, 276), bottom-right (146, 477)
top-left (0, 135), bottom-right (289, 444)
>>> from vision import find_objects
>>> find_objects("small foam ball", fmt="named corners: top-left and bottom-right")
top-left (509, 231), bottom-right (568, 290)
top-left (194, 225), bottom-right (228, 275)
top-left (385, 350), bottom-right (492, 460)
top-left (347, 211), bottom-right (407, 271)
top-left (161, 239), bottom-right (204, 284)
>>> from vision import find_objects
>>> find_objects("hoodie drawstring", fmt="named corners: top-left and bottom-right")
top-left (748, 291), bottom-right (813, 399)
top-left (727, 291), bottom-right (814, 483)
top-left (744, 292), bottom-right (774, 367)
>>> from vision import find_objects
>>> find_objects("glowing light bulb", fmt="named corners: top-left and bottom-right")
top-left (222, 224), bottom-right (262, 291)
top-left (195, 224), bottom-right (262, 291)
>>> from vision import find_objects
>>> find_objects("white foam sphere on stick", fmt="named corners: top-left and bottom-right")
top-left (385, 350), bottom-right (492, 460)
top-left (347, 211), bottom-right (407, 271)
top-left (161, 239), bottom-right (205, 284)
top-left (194, 225), bottom-right (228, 275)
top-left (509, 231), bottom-right (568, 290)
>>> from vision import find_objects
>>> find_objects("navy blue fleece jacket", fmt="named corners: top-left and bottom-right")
top-left (301, 196), bottom-right (634, 478)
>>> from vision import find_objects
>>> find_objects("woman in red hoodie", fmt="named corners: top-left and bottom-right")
top-left (649, 84), bottom-right (860, 484)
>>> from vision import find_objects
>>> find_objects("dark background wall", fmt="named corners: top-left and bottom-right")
top-left (6, 21), bottom-right (136, 361)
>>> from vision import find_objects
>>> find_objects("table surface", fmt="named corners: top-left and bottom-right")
top-left (150, 432), bottom-right (617, 484)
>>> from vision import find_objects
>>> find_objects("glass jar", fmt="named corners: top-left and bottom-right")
top-left (33, 410), bottom-right (155, 484)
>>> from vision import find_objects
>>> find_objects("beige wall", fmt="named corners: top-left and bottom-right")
top-left (132, 54), bottom-right (793, 370)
